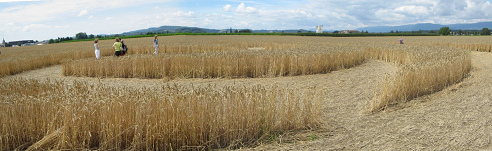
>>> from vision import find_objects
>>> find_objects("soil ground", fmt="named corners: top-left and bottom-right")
top-left (5, 52), bottom-right (492, 150)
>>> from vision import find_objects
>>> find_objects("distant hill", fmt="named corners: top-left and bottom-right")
top-left (121, 26), bottom-right (216, 35)
top-left (252, 29), bottom-right (310, 33)
top-left (358, 22), bottom-right (492, 33)
top-left (121, 26), bottom-right (311, 35)
top-left (119, 22), bottom-right (492, 35)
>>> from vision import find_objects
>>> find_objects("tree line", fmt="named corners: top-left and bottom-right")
top-left (44, 28), bottom-right (492, 45)
top-left (437, 27), bottom-right (491, 36)
top-left (48, 32), bottom-right (106, 44)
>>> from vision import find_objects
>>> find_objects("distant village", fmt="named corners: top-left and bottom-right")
top-left (0, 28), bottom-right (360, 48)
top-left (0, 38), bottom-right (48, 48)
top-left (0, 25), bottom-right (364, 48)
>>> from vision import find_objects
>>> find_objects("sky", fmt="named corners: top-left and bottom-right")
top-left (2, 0), bottom-right (492, 41)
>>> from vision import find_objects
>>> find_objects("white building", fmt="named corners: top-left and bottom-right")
top-left (316, 25), bottom-right (323, 33)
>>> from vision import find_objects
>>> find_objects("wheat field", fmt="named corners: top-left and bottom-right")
top-left (0, 35), bottom-right (487, 150)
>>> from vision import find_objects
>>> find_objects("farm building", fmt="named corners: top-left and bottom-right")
top-left (340, 30), bottom-right (360, 34)
top-left (316, 25), bottom-right (323, 33)
top-left (9, 40), bottom-right (35, 46)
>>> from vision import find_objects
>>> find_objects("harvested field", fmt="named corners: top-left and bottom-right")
top-left (1, 36), bottom-right (491, 150)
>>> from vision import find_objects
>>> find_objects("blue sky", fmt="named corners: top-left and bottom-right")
top-left (2, 0), bottom-right (492, 41)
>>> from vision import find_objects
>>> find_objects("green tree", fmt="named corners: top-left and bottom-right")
top-left (89, 34), bottom-right (95, 39)
top-left (239, 29), bottom-right (252, 33)
top-left (235, 29), bottom-right (239, 33)
top-left (457, 29), bottom-right (463, 35)
top-left (481, 28), bottom-right (491, 35)
top-left (390, 30), bottom-right (394, 33)
top-left (76, 32), bottom-right (88, 39)
top-left (49, 39), bottom-right (55, 44)
top-left (438, 27), bottom-right (451, 35)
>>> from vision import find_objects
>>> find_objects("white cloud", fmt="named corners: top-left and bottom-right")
top-left (54, 25), bottom-right (69, 29)
top-left (298, 0), bottom-right (492, 27)
top-left (23, 24), bottom-right (50, 32)
top-left (203, 18), bottom-right (212, 25)
top-left (0, 0), bottom-right (171, 24)
top-left (375, 9), bottom-right (406, 23)
top-left (0, 22), bottom-right (20, 32)
top-left (236, 3), bottom-right (257, 13)
top-left (238, 21), bottom-right (249, 26)
top-left (78, 10), bottom-right (88, 17)
top-left (173, 11), bottom-right (194, 16)
top-left (395, 5), bottom-right (429, 17)
top-left (5, 0), bottom-right (492, 41)
top-left (295, 10), bottom-right (312, 18)
top-left (224, 4), bottom-right (232, 12)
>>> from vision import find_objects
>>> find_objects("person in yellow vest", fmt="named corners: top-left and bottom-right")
top-left (112, 37), bottom-right (122, 56)
top-left (119, 37), bottom-right (128, 56)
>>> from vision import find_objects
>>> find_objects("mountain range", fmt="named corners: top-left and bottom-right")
top-left (121, 26), bottom-right (308, 35)
top-left (120, 22), bottom-right (492, 35)
top-left (357, 22), bottom-right (492, 33)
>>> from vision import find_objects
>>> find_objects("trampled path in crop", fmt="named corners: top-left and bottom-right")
top-left (7, 52), bottom-right (492, 150)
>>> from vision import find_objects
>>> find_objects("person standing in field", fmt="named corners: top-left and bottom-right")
top-left (119, 38), bottom-right (127, 56)
top-left (113, 37), bottom-right (122, 57)
top-left (153, 35), bottom-right (159, 54)
top-left (94, 38), bottom-right (100, 59)
top-left (399, 36), bottom-right (404, 44)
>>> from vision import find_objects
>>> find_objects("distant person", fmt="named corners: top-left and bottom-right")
top-left (112, 37), bottom-right (122, 57)
top-left (94, 38), bottom-right (100, 59)
top-left (399, 37), bottom-right (404, 44)
top-left (122, 40), bottom-right (128, 55)
top-left (119, 38), bottom-right (127, 56)
top-left (153, 35), bottom-right (158, 54)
